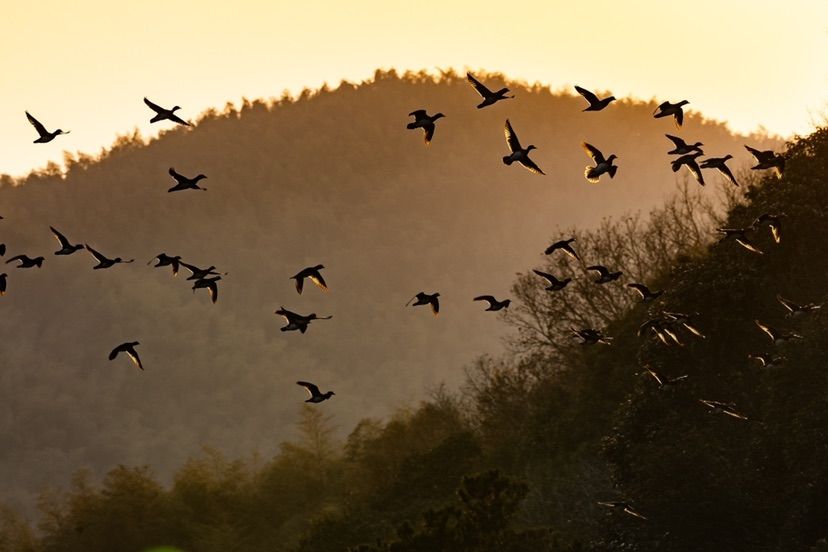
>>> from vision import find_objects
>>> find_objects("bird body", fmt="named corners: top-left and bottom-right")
top-left (407, 110), bottom-right (445, 145)
top-left (144, 97), bottom-right (190, 126)
top-left (275, 308), bottom-right (333, 333)
top-left (406, 292), bottom-right (440, 316)
top-left (503, 120), bottom-right (544, 175)
top-left (699, 399), bottom-right (749, 420)
top-left (582, 142), bottom-right (618, 183)
top-left (192, 276), bottom-right (221, 304)
top-left (168, 168), bottom-right (207, 192)
top-left (665, 134), bottom-right (703, 155)
top-left (654, 100), bottom-right (689, 127)
top-left (85, 245), bottom-right (133, 269)
top-left (544, 238), bottom-right (580, 261)
top-left (748, 353), bottom-right (786, 369)
top-left (297, 381), bottom-right (335, 403)
top-left (26, 111), bottom-right (69, 143)
top-left (699, 155), bottom-right (738, 186)
top-left (6, 255), bottom-right (44, 268)
top-left (671, 151), bottom-right (705, 186)
top-left (587, 265), bottom-right (622, 284)
top-left (572, 328), bottom-right (612, 345)
top-left (149, 253), bottom-right (182, 276)
top-left (716, 227), bottom-right (763, 254)
top-left (643, 368), bottom-right (688, 389)
top-left (751, 213), bottom-right (785, 243)
top-left (574, 86), bottom-right (615, 111)
top-left (466, 72), bottom-right (513, 108)
top-left (776, 294), bottom-right (821, 318)
top-left (109, 341), bottom-right (143, 370)
top-left (181, 262), bottom-right (225, 281)
top-left (755, 320), bottom-right (804, 345)
top-left (627, 283), bottom-right (664, 303)
top-left (291, 265), bottom-right (328, 294)
top-left (50, 227), bottom-right (84, 255)
top-left (745, 145), bottom-right (784, 178)
top-left (473, 295), bottom-right (511, 311)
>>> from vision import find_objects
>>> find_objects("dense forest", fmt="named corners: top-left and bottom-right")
top-left (1, 69), bottom-right (807, 550)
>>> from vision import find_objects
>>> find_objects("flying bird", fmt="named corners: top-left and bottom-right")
top-left (699, 399), bottom-right (749, 421)
top-left (745, 145), bottom-right (785, 178)
top-left (671, 151), bottom-right (705, 186)
top-left (291, 265), bottom-right (328, 294)
top-left (167, 168), bottom-right (207, 192)
top-left (662, 311), bottom-right (705, 339)
top-left (754, 320), bottom-right (804, 345)
top-left (544, 238), bottom-right (580, 261)
top-left (748, 353), bottom-right (786, 369)
top-left (5, 255), bottom-right (44, 268)
top-left (638, 317), bottom-right (683, 347)
top-left (473, 295), bottom-right (511, 311)
top-left (700, 155), bottom-right (739, 187)
top-left (776, 294), bottom-right (821, 318)
top-left (532, 269), bottom-right (571, 291)
top-left (406, 292), bottom-right (441, 316)
top-left (25, 111), bottom-right (70, 143)
top-left (275, 307), bottom-right (333, 333)
top-left (582, 142), bottom-right (618, 183)
top-left (297, 381), bottom-right (335, 403)
top-left (144, 97), bottom-right (191, 126)
top-left (85, 245), bottom-right (134, 269)
top-left (49, 227), bottom-right (84, 255)
top-left (597, 502), bottom-right (647, 521)
top-left (407, 110), bottom-right (445, 145)
top-left (653, 100), bottom-right (689, 127)
top-left (587, 265), bottom-right (622, 284)
top-left (572, 328), bottom-right (613, 345)
top-left (665, 134), bottom-right (703, 155)
top-left (502, 119), bottom-right (544, 175)
top-left (148, 253), bottom-right (182, 276)
top-left (573, 86), bottom-right (615, 111)
top-left (466, 72), bottom-right (513, 108)
top-left (751, 213), bottom-right (785, 243)
top-left (642, 367), bottom-right (688, 389)
top-left (180, 261), bottom-right (225, 281)
top-left (192, 276), bottom-right (221, 304)
top-left (108, 341), bottom-right (143, 371)
top-left (626, 283), bottom-right (664, 303)
top-left (716, 227), bottom-right (763, 254)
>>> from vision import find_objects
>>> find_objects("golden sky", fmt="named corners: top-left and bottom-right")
top-left (1, 0), bottom-right (826, 177)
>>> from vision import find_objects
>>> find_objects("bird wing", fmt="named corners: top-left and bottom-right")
top-left (754, 320), bottom-right (775, 340)
top-left (127, 348), bottom-right (144, 370)
top-left (744, 145), bottom-right (763, 161)
top-left (473, 295), bottom-right (496, 305)
top-left (430, 297), bottom-right (440, 316)
top-left (645, 368), bottom-right (663, 386)
top-left (682, 322), bottom-right (705, 338)
top-left (626, 283), bottom-right (648, 298)
top-left (294, 276), bottom-right (304, 294)
top-left (504, 119), bottom-right (522, 152)
top-left (769, 222), bottom-right (781, 243)
top-left (143, 97), bottom-right (164, 113)
top-left (207, 280), bottom-right (218, 304)
top-left (520, 157), bottom-right (545, 175)
top-left (108, 346), bottom-right (121, 361)
top-left (297, 381), bottom-right (321, 397)
top-left (664, 134), bottom-right (686, 149)
top-left (581, 142), bottom-right (605, 164)
top-left (25, 111), bottom-right (48, 137)
top-left (168, 167), bottom-right (186, 184)
top-left (169, 113), bottom-right (191, 126)
top-left (85, 245), bottom-right (108, 263)
top-left (310, 273), bottom-right (328, 291)
top-left (734, 237), bottom-right (763, 254)
top-left (532, 269), bottom-right (557, 284)
top-left (623, 507), bottom-right (648, 521)
top-left (179, 261), bottom-right (201, 276)
top-left (466, 72), bottom-right (492, 97)
top-left (574, 85), bottom-right (599, 105)
top-left (49, 227), bottom-right (72, 249)
top-left (5, 255), bottom-right (25, 264)
top-left (675, 109), bottom-right (684, 127)
top-left (587, 265), bottom-right (609, 277)
top-left (686, 160), bottom-right (705, 185)
top-left (423, 123), bottom-right (435, 145)
top-left (408, 109), bottom-right (428, 120)
top-left (776, 295), bottom-right (796, 313)
top-left (561, 243), bottom-right (580, 261)
top-left (719, 164), bottom-right (739, 187)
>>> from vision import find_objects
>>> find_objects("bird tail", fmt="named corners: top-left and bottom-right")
top-left (608, 165), bottom-right (618, 178)
top-left (406, 122), bottom-right (417, 130)
top-left (584, 167), bottom-right (600, 183)
top-left (502, 156), bottom-right (513, 165)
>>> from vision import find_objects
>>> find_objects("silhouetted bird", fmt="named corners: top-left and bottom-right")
top-left (665, 134), bottom-right (703, 155)
top-left (626, 283), bottom-right (664, 303)
top-left (574, 86), bottom-right (615, 111)
top-left (0, 273), bottom-right (6, 295)
top-left (587, 265), bottom-right (622, 284)
top-left (544, 238), bottom-right (580, 261)
top-left (192, 276), bottom-right (220, 304)
top-left (503, 120), bottom-right (544, 175)
top-left (473, 295), bottom-right (511, 311)
top-left (25, 111), bottom-right (69, 143)
top-left (532, 269), bottom-right (571, 291)
top-left (167, 168), bottom-right (207, 192)
top-left (751, 213), bottom-right (785, 243)
top-left (5, 255), bottom-right (44, 268)
top-left (777, 294), bottom-right (821, 318)
top-left (638, 317), bottom-right (682, 346)
top-left (671, 151), bottom-right (705, 186)
top-left (181, 261), bottom-right (225, 281)
top-left (662, 311), bottom-right (705, 339)
top-left (716, 227), bottom-right (763, 254)
top-left (108, 341), bottom-right (143, 371)
top-left (754, 320), bottom-right (804, 345)
top-left (406, 292), bottom-right (440, 316)
top-left (700, 155), bottom-right (738, 186)
top-left (653, 100), bottom-right (689, 127)
top-left (49, 227), bottom-right (84, 255)
top-left (745, 145), bottom-right (785, 178)
top-left (291, 265), bottom-right (327, 294)
top-left (572, 328), bottom-right (612, 345)
top-left (699, 399), bottom-right (749, 421)
top-left (407, 110), bottom-right (445, 145)
top-left (297, 381), bottom-right (335, 403)
top-left (275, 308), bottom-right (333, 333)
top-left (597, 502), bottom-right (647, 520)
top-left (582, 142), bottom-right (618, 183)
top-left (643, 367), bottom-right (688, 389)
top-left (85, 245), bottom-right (133, 269)
top-left (748, 353), bottom-right (786, 369)
top-left (148, 253), bottom-right (182, 276)
top-left (143, 97), bottom-right (190, 126)
top-left (466, 72), bottom-right (513, 108)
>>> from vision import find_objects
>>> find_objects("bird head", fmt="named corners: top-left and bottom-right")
top-left (172, 106), bottom-right (182, 111)
top-left (114, 257), bottom-right (122, 262)
top-left (195, 174), bottom-right (207, 180)
top-left (434, 113), bottom-right (446, 120)
top-left (131, 341), bottom-right (140, 346)
top-left (607, 96), bottom-right (617, 102)
top-left (678, 100), bottom-right (689, 106)
top-left (35, 257), bottom-right (44, 266)
top-left (433, 293), bottom-right (441, 297)
top-left (723, 154), bottom-right (733, 160)
top-left (527, 145), bottom-right (537, 151)
top-left (327, 391), bottom-right (336, 398)
top-left (315, 264), bottom-right (325, 270)
top-left (503, 299), bottom-right (512, 308)
top-left (607, 154), bottom-right (618, 162)
top-left (693, 142), bottom-right (704, 147)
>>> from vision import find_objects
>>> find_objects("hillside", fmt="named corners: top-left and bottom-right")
top-left (0, 69), bottom-right (776, 516)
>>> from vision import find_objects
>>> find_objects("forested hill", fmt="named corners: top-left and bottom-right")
top-left (0, 69), bottom-right (775, 518)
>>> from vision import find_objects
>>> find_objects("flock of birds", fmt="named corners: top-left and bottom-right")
top-left (5, 72), bottom-right (805, 520)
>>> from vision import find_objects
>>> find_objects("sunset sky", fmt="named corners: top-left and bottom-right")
top-left (2, 0), bottom-right (826, 177)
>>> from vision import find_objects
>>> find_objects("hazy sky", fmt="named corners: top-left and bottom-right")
top-left (2, 0), bottom-right (826, 177)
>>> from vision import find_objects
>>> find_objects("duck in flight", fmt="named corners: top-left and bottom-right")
top-left (148, 253), bottom-right (182, 276)
top-left (50, 227), bottom-right (84, 255)
top-left (297, 381), bottom-right (335, 403)
top-left (466, 72), bottom-right (513, 108)
top-left (544, 238), bottom-right (580, 261)
top-left (699, 399), bottom-right (749, 421)
top-left (5, 255), bottom-right (44, 268)
top-left (716, 227), bottom-right (763, 254)
top-left (587, 265), bottom-right (622, 284)
top-left (473, 295), bottom-right (511, 311)
top-left (25, 111), bottom-right (70, 143)
top-left (143, 97), bottom-right (191, 126)
top-left (503, 120), bottom-right (544, 175)
top-left (406, 292), bottom-right (441, 316)
top-left (665, 134), bottom-right (703, 155)
top-left (181, 261), bottom-right (225, 281)
top-left (275, 307), bottom-right (333, 333)
top-left (745, 145), bottom-right (785, 178)
top-left (748, 353), bottom-right (786, 369)
top-left (638, 317), bottom-right (682, 347)
top-left (642, 367), bottom-right (688, 390)
top-left (407, 110), bottom-right (445, 146)
top-left (662, 311), bottom-right (705, 339)
top-left (754, 320), bottom-right (804, 345)
top-left (626, 283), bottom-right (664, 303)
top-left (597, 501), bottom-right (647, 521)
top-left (192, 276), bottom-right (220, 304)
top-left (776, 294), bottom-right (821, 318)
top-left (582, 142), bottom-right (618, 183)
top-left (574, 86), bottom-right (615, 111)
top-left (85, 245), bottom-right (134, 269)
top-left (109, 341), bottom-right (143, 371)
top-left (291, 265), bottom-right (327, 294)
top-left (532, 269), bottom-right (571, 291)
top-left (653, 100), bottom-right (689, 127)
top-left (167, 168), bottom-right (207, 192)
top-left (699, 155), bottom-right (738, 187)
top-left (671, 151), bottom-right (705, 186)
top-left (572, 328), bottom-right (613, 345)
top-left (751, 213), bottom-right (785, 243)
